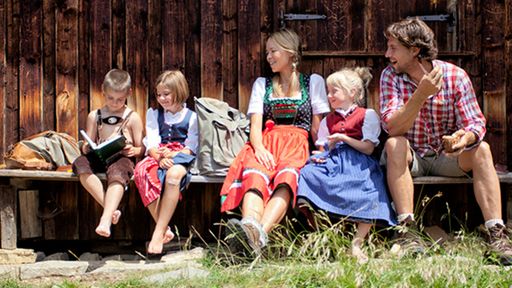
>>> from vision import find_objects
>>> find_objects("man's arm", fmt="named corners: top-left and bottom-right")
top-left (385, 66), bottom-right (443, 136)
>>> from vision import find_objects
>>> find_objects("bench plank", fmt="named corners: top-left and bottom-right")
top-left (1, 169), bottom-right (512, 184)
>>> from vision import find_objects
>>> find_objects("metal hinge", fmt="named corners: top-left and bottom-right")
top-left (407, 13), bottom-right (456, 32)
top-left (280, 10), bottom-right (327, 28)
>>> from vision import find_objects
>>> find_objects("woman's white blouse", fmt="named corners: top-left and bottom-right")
top-left (143, 107), bottom-right (199, 154)
top-left (247, 73), bottom-right (330, 116)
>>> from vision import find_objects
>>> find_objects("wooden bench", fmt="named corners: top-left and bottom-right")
top-left (0, 169), bottom-right (511, 250)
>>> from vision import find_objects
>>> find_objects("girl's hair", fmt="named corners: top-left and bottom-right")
top-left (155, 70), bottom-right (189, 104)
top-left (385, 18), bottom-right (438, 61)
top-left (268, 29), bottom-right (301, 97)
top-left (326, 67), bottom-right (372, 106)
top-left (102, 69), bottom-right (131, 93)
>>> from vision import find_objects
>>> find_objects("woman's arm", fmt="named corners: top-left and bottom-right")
top-left (250, 113), bottom-right (275, 170)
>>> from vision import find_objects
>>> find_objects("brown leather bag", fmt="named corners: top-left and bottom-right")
top-left (4, 130), bottom-right (80, 170)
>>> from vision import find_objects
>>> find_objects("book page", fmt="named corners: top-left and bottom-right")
top-left (80, 130), bottom-right (97, 149)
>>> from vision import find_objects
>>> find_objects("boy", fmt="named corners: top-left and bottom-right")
top-left (73, 68), bottom-right (144, 237)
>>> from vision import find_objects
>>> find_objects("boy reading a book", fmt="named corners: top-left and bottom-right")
top-left (73, 68), bottom-right (144, 237)
top-left (134, 70), bottom-right (198, 255)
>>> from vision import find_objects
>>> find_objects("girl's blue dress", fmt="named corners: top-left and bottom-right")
top-left (297, 142), bottom-right (397, 226)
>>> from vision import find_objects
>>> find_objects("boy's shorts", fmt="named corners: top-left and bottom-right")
top-left (72, 154), bottom-right (134, 187)
top-left (380, 148), bottom-right (468, 177)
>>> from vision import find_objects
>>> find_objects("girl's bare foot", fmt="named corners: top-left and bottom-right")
top-left (112, 210), bottom-right (122, 225)
top-left (350, 243), bottom-right (368, 264)
top-left (147, 233), bottom-right (165, 254)
top-left (163, 226), bottom-right (174, 244)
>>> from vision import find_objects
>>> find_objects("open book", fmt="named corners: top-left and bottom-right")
top-left (80, 130), bottom-right (126, 165)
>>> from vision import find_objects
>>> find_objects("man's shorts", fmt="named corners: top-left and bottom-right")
top-left (380, 148), bottom-right (468, 177)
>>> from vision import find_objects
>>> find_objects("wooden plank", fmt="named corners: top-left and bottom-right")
top-left (112, 0), bottom-right (125, 69)
top-left (77, 0), bottom-right (89, 130)
top-left (55, 0), bottom-right (79, 138)
top-left (18, 189), bottom-right (42, 239)
top-left (482, 1), bottom-right (507, 166)
top-left (506, 0), bottom-right (512, 170)
top-left (90, 0), bottom-right (111, 111)
top-left (4, 0), bottom-right (21, 153)
top-left (19, 1), bottom-right (43, 138)
top-left (238, 0), bottom-right (262, 113)
top-left (125, 0), bottom-right (148, 121)
top-left (366, 0), bottom-right (398, 52)
top-left (43, 0), bottom-right (56, 131)
top-left (221, 0), bottom-right (237, 108)
top-left (0, 0), bottom-right (5, 158)
top-left (483, 90), bottom-right (507, 164)
top-left (147, 0), bottom-right (162, 109)
top-left (0, 185), bottom-right (17, 249)
top-left (200, 0), bottom-right (223, 100)
top-left (183, 0), bottom-right (201, 107)
top-left (162, 0), bottom-right (184, 71)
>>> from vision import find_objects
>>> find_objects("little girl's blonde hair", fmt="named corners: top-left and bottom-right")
top-left (326, 67), bottom-right (372, 106)
top-left (155, 70), bottom-right (189, 104)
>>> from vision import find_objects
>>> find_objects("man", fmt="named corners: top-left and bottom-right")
top-left (379, 18), bottom-right (512, 264)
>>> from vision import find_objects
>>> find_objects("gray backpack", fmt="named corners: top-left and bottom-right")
top-left (194, 97), bottom-right (250, 176)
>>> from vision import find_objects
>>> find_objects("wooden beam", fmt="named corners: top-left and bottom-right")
top-left (0, 185), bottom-right (17, 249)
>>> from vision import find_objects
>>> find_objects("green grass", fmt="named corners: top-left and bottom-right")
top-left (3, 210), bottom-right (512, 288)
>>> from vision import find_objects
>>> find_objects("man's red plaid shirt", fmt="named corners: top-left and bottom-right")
top-left (379, 59), bottom-right (486, 157)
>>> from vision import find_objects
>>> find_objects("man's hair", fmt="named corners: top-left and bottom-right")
top-left (155, 70), bottom-right (189, 104)
top-left (385, 18), bottom-right (438, 60)
top-left (102, 69), bottom-right (132, 93)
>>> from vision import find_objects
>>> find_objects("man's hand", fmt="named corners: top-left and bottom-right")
top-left (442, 130), bottom-right (468, 157)
top-left (416, 65), bottom-right (443, 100)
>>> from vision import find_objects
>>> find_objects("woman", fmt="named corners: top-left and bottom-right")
top-left (220, 29), bottom-right (330, 255)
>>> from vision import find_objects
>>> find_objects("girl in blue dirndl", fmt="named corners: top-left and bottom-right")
top-left (297, 67), bottom-right (396, 262)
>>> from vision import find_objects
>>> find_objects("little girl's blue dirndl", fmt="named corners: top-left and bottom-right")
top-left (297, 142), bottom-right (397, 226)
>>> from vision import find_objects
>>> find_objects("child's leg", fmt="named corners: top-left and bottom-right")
top-left (147, 165), bottom-right (187, 254)
top-left (147, 199), bottom-right (174, 244)
top-left (79, 174), bottom-right (105, 204)
top-left (95, 182), bottom-right (124, 237)
top-left (351, 222), bottom-right (372, 263)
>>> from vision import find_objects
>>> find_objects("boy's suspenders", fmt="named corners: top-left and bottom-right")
top-left (95, 108), bottom-right (134, 137)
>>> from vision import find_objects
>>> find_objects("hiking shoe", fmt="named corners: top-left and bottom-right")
top-left (484, 224), bottom-right (512, 265)
top-left (242, 222), bottom-right (263, 255)
top-left (391, 220), bottom-right (427, 256)
top-left (225, 218), bottom-right (249, 256)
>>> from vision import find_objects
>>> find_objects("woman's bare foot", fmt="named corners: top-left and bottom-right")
top-left (163, 226), bottom-right (174, 244)
top-left (112, 210), bottom-right (122, 225)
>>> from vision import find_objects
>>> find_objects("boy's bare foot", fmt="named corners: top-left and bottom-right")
top-left (95, 223), bottom-right (111, 237)
top-left (112, 210), bottom-right (122, 225)
top-left (163, 226), bottom-right (174, 244)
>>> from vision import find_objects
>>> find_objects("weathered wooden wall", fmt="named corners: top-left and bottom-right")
top-left (1, 0), bottom-right (511, 242)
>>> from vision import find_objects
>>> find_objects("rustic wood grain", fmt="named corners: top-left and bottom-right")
top-left (147, 0), bottom-right (162, 109)
top-left (18, 189), bottom-right (42, 239)
top-left (56, 0), bottom-right (79, 138)
top-left (0, 185), bottom-right (17, 249)
top-left (201, 0), bottom-right (223, 99)
top-left (0, 0), bottom-right (5, 157)
top-left (90, 0), bottom-right (111, 111)
top-left (43, 0), bottom-right (56, 131)
top-left (77, 0), bottom-right (89, 130)
top-left (5, 0), bottom-right (20, 151)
